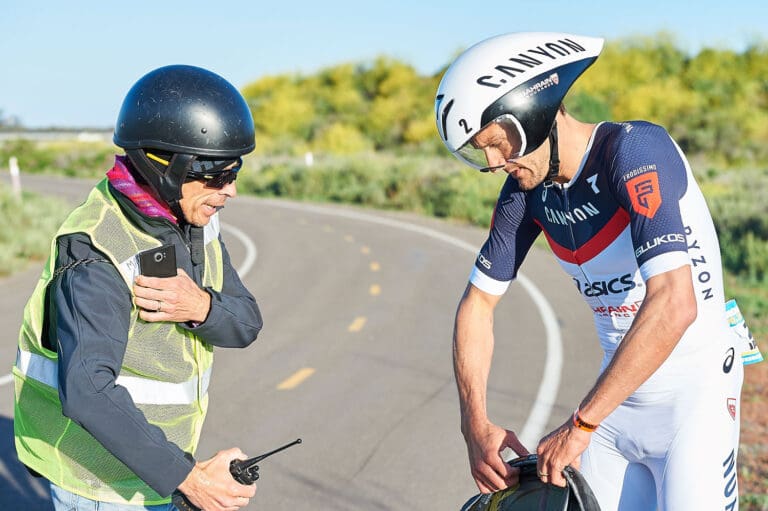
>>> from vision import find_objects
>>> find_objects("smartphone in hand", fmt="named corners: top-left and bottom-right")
top-left (138, 244), bottom-right (177, 277)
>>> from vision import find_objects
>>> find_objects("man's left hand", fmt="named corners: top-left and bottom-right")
top-left (134, 269), bottom-right (211, 324)
top-left (535, 419), bottom-right (592, 487)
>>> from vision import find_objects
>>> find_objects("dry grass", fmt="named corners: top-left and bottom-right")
top-left (740, 360), bottom-right (768, 509)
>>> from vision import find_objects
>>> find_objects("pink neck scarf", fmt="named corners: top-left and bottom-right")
top-left (106, 156), bottom-right (177, 224)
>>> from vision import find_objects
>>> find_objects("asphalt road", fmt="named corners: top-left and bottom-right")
top-left (0, 174), bottom-right (600, 510)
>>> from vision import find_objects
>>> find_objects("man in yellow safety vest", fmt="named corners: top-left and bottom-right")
top-left (13, 65), bottom-right (264, 511)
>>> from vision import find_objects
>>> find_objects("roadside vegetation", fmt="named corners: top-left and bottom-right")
top-left (2, 33), bottom-right (765, 507)
top-left (0, 183), bottom-right (69, 276)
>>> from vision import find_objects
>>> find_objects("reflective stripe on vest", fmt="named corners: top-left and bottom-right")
top-left (15, 349), bottom-right (211, 405)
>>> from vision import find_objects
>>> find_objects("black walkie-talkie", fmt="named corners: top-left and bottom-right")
top-left (172, 439), bottom-right (302, 511)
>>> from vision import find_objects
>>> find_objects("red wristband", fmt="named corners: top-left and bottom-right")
top-left (572, 409), bottom-right (599, 432)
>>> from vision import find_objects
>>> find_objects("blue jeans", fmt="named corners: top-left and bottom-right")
top-left (50, 482), bottom-right (177, 511)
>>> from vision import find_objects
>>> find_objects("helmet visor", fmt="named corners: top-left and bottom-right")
top-left (455, 115), bottom-right (527, 172)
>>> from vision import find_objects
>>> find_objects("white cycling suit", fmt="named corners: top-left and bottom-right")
top-left (470, 121), bottom-right (743, 510)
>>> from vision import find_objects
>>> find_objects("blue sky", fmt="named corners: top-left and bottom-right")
top-left (2, 0), bottom-right (765, 128)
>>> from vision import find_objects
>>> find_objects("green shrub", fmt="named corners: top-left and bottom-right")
top-left (700, 168), bottom-right (768, 282)
top-left (740, 492), bottom-right (768, 511)
top-left (0, 183), bottom-right (70, 275)
top-left (239, 152), bottom-right (503, 226)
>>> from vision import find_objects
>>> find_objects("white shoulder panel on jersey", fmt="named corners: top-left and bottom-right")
top-left (470, 266), bottom-right (512, 296)
top-left (638, 251), bottom-right (691, 282)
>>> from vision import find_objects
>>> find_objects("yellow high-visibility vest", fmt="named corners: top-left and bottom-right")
top-left (13, 179), bottom-right (223, 504)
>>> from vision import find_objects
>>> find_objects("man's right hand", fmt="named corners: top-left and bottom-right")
top-left (464, 420), bottom-right (530, 493)
top-left (177, 448), bottom-right (256, 511)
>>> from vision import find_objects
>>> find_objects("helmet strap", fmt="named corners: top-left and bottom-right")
top-left (165, 153), bottom-right (195, 223)
top-left (125, 149), bottom-right (195, 222)
top-left (169, 200), bottom-right (185, 224)
top-left (544, 120), bottom-right (560, 186)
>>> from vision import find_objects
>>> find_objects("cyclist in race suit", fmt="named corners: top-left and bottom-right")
top-left (435, 32), bottom-right (743, 510)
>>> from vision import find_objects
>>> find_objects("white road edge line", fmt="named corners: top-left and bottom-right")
top-left (1, 221), bottom-right (256, 389)
top-left (220, 222), bottom-right (258, 278)
top-left (258, 198), bottom-right (562, 449)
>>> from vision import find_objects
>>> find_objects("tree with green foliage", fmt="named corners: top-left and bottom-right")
top-left (239, 33), bottom-right (768, 168)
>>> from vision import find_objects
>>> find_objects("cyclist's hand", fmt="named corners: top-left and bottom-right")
top-left (464, 420), bottom-right (530, 493)
top-left (177, 448), bottom-right (256, 511)
top-left (536, 420), bottom-right (591, 488)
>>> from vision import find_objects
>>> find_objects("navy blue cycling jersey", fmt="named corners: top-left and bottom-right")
top-left (470, 121), bottom-right (726, 356)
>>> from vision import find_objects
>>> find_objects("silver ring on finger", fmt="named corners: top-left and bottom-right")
top-left (156, 299), bottom-right (162, 312)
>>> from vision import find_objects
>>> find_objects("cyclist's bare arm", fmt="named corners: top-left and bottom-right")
top-left (454, 283), bottom-right (529, 492)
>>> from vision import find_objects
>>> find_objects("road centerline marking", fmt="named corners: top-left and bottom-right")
top-left (348, 316), bottom-right (367, 332)
top-left (277, 368), bottom-right (316, 390)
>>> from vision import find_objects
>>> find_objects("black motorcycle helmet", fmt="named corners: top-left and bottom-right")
top-left (113, 64), bottom-right (255, 216)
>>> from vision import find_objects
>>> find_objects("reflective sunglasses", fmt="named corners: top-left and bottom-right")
top-left (456, 114), bottom-right (527, 173)
top-left (145, 152), bottom-right (243, 189)
top-left (186, 158), bottom-right (243, 189)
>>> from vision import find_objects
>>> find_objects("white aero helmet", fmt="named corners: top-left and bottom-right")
top-left (435, 32), bottom-right (604, 171)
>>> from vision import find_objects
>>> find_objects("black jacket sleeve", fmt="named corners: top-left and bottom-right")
top-left (183, 236), bottom-right (263, 347)
top-left (51, 233), bottom-right (194, 497)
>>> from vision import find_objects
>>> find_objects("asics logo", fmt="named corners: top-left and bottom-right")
top-left (573, 273), bottom-right (636, 297)
top-left (722, 347), bottom-right (735, 374)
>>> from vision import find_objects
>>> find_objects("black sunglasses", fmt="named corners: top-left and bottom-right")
top-left (186, 158), bottom-right (243, 189)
